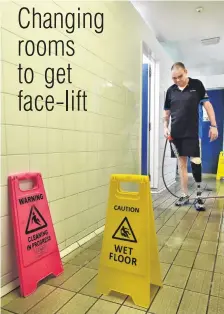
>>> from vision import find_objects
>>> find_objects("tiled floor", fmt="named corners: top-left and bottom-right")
top-left (1, 177), bottom-right (224, 314)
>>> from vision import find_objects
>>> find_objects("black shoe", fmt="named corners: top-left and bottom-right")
top-left (175, 195), bottom-right (189, 206)
top-left (194, 198), bottom-right (205, 211)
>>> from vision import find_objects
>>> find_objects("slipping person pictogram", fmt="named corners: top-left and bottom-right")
top-left (112, 217), bottom-right (137, 243)
top-left (120, 226), bottom-right (130, 238)
top-left (31, 212), bottom-right (41, 226)
top-left (25, 205), bottom-right (47, 234)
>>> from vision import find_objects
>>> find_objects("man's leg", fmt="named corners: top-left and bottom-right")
top-left (175, 156), bottom-right (189, 206)
top-left (190, 157), bottom-right (202, 195)
top-left (190, 139), bottom-right (205, 211)
top-left (179, 156), bottom-right (188, 195)
top-left (190, 156), bottom-right (205, 211)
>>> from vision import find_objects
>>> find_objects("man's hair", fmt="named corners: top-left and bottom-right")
top-left (171, 62), bottom-right (186, 71)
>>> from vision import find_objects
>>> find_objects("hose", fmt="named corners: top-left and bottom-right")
top-left (162, 137), bottom-right (224, 201)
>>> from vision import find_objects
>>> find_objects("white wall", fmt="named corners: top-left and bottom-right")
top-left (0, 0), bottom-right (173, 293)
top-left (191, 74), bottom-right (224, 89)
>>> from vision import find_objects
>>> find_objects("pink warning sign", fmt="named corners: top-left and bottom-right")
top-left (8, 172), bottom-right (63, 296)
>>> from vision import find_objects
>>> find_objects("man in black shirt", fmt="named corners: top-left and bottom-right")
top-left (163, 62), bottom-right (218, 210)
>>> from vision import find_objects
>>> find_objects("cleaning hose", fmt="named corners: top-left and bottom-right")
top-left (162, 136), bottom-right (224, 201)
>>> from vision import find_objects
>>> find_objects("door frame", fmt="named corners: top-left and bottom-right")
top-left (202, 88), bottom-right (224, 173)
top-left (139, 41), bottom-right (159, 189)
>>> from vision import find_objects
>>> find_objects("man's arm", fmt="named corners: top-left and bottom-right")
top-left (202, 100), bottom-right (218, 141)
top-left (198, 80), bottom-right (218, 141)
top-left (163, 110), bottom-right (171, 128)
top-left (163, 110), bottom-right (171, 137)
top-left (163, 89), bottom-right (171, 137)
top-left (202, 101), bottom-right (217, 127)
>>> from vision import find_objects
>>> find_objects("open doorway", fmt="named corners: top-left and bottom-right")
top-left (187, 88), bottom-right (224, 175)
top-left (141, 41), bottom-right (158, 188)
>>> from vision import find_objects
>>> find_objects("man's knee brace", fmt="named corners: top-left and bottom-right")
top-left (190, 157), bottom-right (202, 183)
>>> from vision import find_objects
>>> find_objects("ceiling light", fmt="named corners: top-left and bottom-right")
top-left (196, 7), bottom-right (204, 13)
top-left (201, 37), bottom-right (220, 46)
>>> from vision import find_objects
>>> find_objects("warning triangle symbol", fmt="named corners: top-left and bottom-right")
top-left (112, 217), bottom-right (137, 243)
top-left (25, 205), bottom-right (47, 235)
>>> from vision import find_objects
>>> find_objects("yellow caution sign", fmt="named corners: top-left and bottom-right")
top-left (216, 151), bottom-right (224, 180)
top-left (96, 174), bottom-right (162, 308)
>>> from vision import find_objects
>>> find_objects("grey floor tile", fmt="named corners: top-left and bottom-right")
top-left (26, 288), bottom-right (74, 314)
top-left (165, 237), bottom-right (184, 250)
top-left (124, 285), bottom-right (159, 310)
top-left (220, 232), bottom-right (224, 243)
top-left (57, 293), bottom-right (97, 314)
top-left (215, 256), bottom-right (224, 274)
top-left (181, 238), bottom-right (201, 252)
top-left (203, 231), bottom-right (219, 242)
top-left (117, 306), bottom-right (146, 313)
top-left (160, 263), bottom-right (171, 279)
top-left (191, 221), bottom-right (207, 232)
top-left (86, 299), bottom-right (120, 313)
top-left (199, 241), bottom-right (218, 255)
top-left (187, 230), bottom-right (204, 240)
top-left (81, 237), bottom-right (102, 251)
top-left (177, 290), bottom-right (209, 314)
top-left (148, 285), bottom-right (183, 314)
top-left (67, 249), bottom-right (99, 267)
top-left (207, 296), bottom-right (224, 314)
top-left (100, 291), bottom-right (126, 304)
top-left (157, 235), bottom-right (169, 247)
top-left (164, 265), bottom-right (191, 288)
top-left (62, 247), bottom-right (85, 263)
top-left (1, 288), bottom-right (20, 307)
top-left (45, 263), bottom-right (81, 287)
top-left (173, 250), bottom-right (197, 268)
top-left (90, 239), bottom-right (103, 251)
top-left (206, 223), bottom-right (221, 233)
top-left (79, 275), bottom-right (102, 298)
top-left (3, 285), bottom-right (55, 314)
top-left (157, 226), bottom-right (176, 237)
top-left (159, 247), bottom-right (179, 264)
top-left (194, 253), bottom-right (216, 271)
top-left (211, 273), bottom-right (224, 298)
top-left (1, 310), bottom-right (14, 314)
top-left (186, 269), bottom-right (213, 294)
top-left (61, 267), bottom-right (97, 292)
top-left (165, 216), bottom-right (181, 227)
top-left (172, 229), bottom-right (189, 239)
top-left (217, 243), bottom-right (224, 256)
top-left (85, 255), bottom-right (100, 270)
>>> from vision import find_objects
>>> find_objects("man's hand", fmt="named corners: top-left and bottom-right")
top-left (163, 110), bottom-right (170, 138)
top-left (164, 127), bottom-right (170, 138)
top-left (203, 101), bottom-right (218, 142)
top-left (209, 126), bottom-right (218, 142)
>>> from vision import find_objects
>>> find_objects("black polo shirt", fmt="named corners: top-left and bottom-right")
top-left (164, 77), bottom-right (209, 138)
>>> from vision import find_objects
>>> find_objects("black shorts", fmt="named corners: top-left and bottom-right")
top-left (170, 138), bottom-right (200, 158)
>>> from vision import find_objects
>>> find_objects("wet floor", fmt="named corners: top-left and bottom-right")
top-left (1, 177), bottom-right (224, 314)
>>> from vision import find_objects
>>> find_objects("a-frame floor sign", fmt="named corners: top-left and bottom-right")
top-left (8, 172), bottom-right (63, 296)
top-left (216, 151), bottom-right (224, 180)
top-left (96, 174), bottom-right (162, 308)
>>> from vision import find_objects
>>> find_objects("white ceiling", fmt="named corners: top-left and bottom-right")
top-left (132, 1), bottom-right (224, 76)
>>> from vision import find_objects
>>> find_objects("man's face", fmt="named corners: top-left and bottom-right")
top-left (171, 67), bottom-right (188, 87)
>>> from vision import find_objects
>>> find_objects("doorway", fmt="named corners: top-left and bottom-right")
top-left (201, 89), bottom-right (224, 174)
top-left (141, 55), bottom-right (151, 176)
top-left (141, 41), bottom-right (158, 188)
top-left (187, 88), bottom-right (224, 175)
